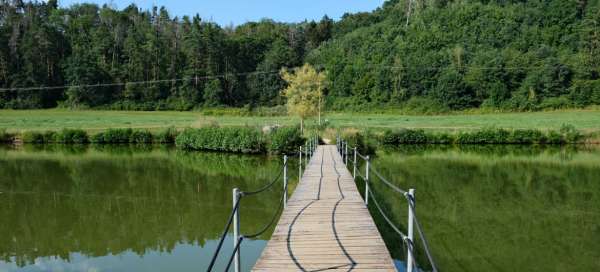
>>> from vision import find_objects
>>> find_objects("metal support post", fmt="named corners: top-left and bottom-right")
top-left (353, 147), bottom-right (357, 179)
top-left (299, 146), bottom-right (302, 181)
top-left (345, 143), bottom-right (348, 165)
top-left (407, 188), bottom-right (415, 272)
top-left (365, 156), bottom-right (370, 206)
top-left (283, 155), bottom-right (288, 208)
top-left (232, 188), bottom-right (241, 272)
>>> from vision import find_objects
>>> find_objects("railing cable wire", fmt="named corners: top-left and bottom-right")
top-left (206, 197), bottom-right (242, 272)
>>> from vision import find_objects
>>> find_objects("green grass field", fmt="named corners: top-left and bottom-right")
top-left (1, 109), bottom-right (599, 133)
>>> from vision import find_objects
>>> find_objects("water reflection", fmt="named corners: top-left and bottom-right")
top-left (0, 145), bottom-right (294, 271)
top-left (366, 145), bottom-right (600, 272)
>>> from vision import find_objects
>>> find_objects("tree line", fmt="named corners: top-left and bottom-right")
top-left (0, 0), bottom-right (333, 110)
top-left (1, 0), bottom-right (600, 112)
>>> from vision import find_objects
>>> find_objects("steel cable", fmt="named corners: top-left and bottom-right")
top-left (241, 164), bottom-right (284, 196)
top-left (406, 194), bottom-right (438, 272)
top-left (368, 189), bottom-right (420, 272)
top-left (370, 166), bottom-right (407, 195)
top-left (224, 236), bottom-right (245, 272)
top-left (206, 197), bottom-right (242, 272)
top-left (242, 186), bottom-right (286, 239)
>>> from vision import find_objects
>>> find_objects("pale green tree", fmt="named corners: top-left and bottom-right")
top-left (281, 64), bottom-right (326, 133)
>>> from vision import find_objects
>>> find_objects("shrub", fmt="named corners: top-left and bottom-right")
top-left (456, 128), bottom-right (510, 144)
top-left (546, 130), bottom-right (564, 144)
top-left (508, 129), bottom-right (546, 144)
top-left (426, 132), bottom-right (454, 144)
top-left (268, 126), bottom-right (304, 154)
top-left (90, 133), bottom-right (106, 144)
top-left (155, 127), bottom-right (178, 143)
top-left (21, 131), bottom-right (46, 143)
top-left (381, 129), bottom-right (428, 145)
top-left (130, 130), bottom-right (153, 144)
top-left (54, 129), bottom-right (88, 144)
top-left (102, 128), bottom-right (133, 143)
top-left (560, 124), bottom-right (582, 143)
top-left (0, 129), bottom-right (14, 143)
top-left (176, 127), bottom-right (264, 153)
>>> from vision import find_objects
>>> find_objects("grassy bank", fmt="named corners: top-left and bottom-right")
top-left (2, 109), bottom-right (600, 133)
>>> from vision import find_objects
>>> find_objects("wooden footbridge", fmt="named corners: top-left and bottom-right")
top-left (207, 138), bottom-right (437, 272)
top-left (253, 145), bottom-right (396, 271)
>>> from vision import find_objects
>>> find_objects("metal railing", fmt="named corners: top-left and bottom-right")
top-left (336, 136), bottom-right (438, 272)
top-left (207, 136), bottom-right (319, 272)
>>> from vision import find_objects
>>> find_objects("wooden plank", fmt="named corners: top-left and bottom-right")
top-left (252, 145), bottom-right (397, 272)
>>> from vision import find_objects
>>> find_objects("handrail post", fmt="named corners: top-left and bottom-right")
top-left (305, 144), bottom-right (308, 166)
top-left (345, 143), bottom-right (348, 165)
top-left (299, 146), bottom-right (302, 182)
top-left (353, 147), bottom-right (357, 179)
top-left (407, 188), bottom-right (415, 272)
top-left (365, 156), bottom-right (370, 206)
top-left (232, 188), bottom-right (241, 272)
top-left (283, 155), bottom-right (288, 208)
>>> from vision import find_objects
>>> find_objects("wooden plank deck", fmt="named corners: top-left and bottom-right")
top-left (253, 145), bottom-right (397, 271)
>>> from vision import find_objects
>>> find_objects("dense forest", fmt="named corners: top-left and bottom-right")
top-left (1, 0), bottom-right (599, 111)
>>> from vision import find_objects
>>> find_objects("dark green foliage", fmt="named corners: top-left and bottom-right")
top-left (54, 129), bottom-right (89, 144)
top-left (94, 129), bottom-right (133, 144)
top-left (268, 126), bottom-right (304, 154)
top-left (0, 130), bottom-right (13, 142)
top-left (155, 127), bottom-right (178, 144)
top-left (21, 132), bottom-right (46, 143)
top-left (130, 130), bottom-right (153, 144)
top-left (176, 127), bottom-right (264, 153)
top-left (3, 1), bottom-right (600, 110)
top-left (342, 132), bottom-right (376, 155)
top-left (382, 129), bottom-right (428, 145)
top-left (560, 124), bottom-right (583, 143)
top-left (380, 127), bottom-right (585, 145)
top-left (456, 128), bottom-right (510, 144)
top-left (310, 0), bottom-right (600, 111)
top-left (21, 129), bottom-right (88, 144)
top-left (507, 129), bottom-right (546, 144)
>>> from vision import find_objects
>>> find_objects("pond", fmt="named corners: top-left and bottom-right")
top-left (0, 145), bottom-right (295, 272)
top-left (1, 144), bottom-right (599, 272)
top-left (365, 145), bottom-right (600, 272)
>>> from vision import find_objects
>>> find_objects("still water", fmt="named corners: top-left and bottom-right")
top-left (1, 145), bottom-right (599, 271)
top-left (0, 145), bottom-right (291, 272)
top-left (367, 145), bottom-right (600, 272)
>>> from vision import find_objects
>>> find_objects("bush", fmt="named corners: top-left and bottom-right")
top-left (268, 126), bottom-right (304, 154)
top-left (381, 129), bottom-right (428, 145)
top-left (54, 129), bottom-right (88, 144)
top-left (130, 130), bottom-right (153, 144)
top-left (456, 128), bottom-right (510, 144)
top-left (508, 129), bottom-right (546, 144)
top-left (342, 131), bottom-right (377, 155)
top-left (102, 128), bottom-right (133, 143)
top-left (176, 127), bottom-right (264, 153)
top-left (21, 131), bottom-right (46, 143)
top-left (0, 129), bottom-right (14, 143)
top-left (560, 124), bottom-right (582, 143)
top-left (155, 127), bottom-right (178, 143)
top-left (90, 133), bottom-right (106, 144)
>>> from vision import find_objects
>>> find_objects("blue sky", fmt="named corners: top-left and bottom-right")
top-left (57, 0), bottom-right (386, 26)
